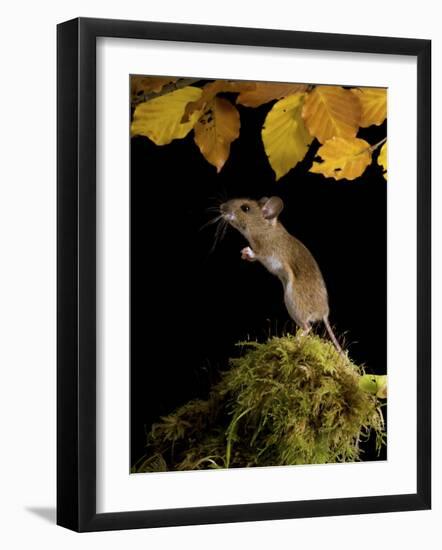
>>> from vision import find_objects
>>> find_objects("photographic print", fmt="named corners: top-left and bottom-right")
top-left (130, 76), bottom-right (388, 474)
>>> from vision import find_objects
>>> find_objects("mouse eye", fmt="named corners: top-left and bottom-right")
top-left (241, 204), bottom-right (250, 213)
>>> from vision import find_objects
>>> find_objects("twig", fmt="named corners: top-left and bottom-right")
top-left (369, 137), bottom-right (387, 153)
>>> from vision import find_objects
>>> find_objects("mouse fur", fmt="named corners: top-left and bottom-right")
top-left (220, 196), bottom-right (342, 352)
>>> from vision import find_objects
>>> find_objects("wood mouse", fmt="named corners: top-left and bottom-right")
top-left (220, 196), bottom-right (343, 353)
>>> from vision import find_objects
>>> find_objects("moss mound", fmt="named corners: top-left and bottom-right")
top-left (132, 333), bottom-right (386, 472)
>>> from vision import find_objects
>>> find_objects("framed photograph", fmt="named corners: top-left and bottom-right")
top-left (57, 17), bottom-right (431, 532)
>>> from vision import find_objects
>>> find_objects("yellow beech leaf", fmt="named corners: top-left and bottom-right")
top-left (377, 141), bottom-right (387, 180)
top-left (262, 93), bottom-right (312, 181)
top-left (131, 76), bottom-right (178, 98)
top-left (182, 80), bottom-right (254, 122)
top-left (236, 82), bottom-right (309, 107)
top-left (131, 87), bottom-right (203, 145)
top-left (302, 85), bottom-right (361, 144)
top-left (351, 87), bottom-right (387, 127)
top-left (310, 137), bottom-right (372, 181)
top-left (194, 97), bottom-right (240, 172)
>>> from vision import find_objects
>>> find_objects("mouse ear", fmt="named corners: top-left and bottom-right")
top-left (261, 196), bottom-right (284, 219)
top-left (258, 196), bottom-right (269, 207)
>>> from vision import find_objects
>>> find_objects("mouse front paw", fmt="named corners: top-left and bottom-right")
top-left (241, 246), bottom-right (256, 261)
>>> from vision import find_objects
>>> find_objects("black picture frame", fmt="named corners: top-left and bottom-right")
top-left (57, 17), bottom-right (431, 532)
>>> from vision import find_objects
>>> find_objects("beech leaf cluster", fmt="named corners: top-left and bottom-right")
top-left (131, 78), bottom-right (387, 183)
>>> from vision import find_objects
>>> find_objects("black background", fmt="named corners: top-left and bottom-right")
top-left (130, 93), bottom-right (387, 466)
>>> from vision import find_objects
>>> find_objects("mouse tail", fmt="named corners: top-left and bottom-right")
top-left (323, 316), bottom-right (344, 355)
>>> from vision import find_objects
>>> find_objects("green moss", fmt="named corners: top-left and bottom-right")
top-left (132, 333), bottom-right (386, 472)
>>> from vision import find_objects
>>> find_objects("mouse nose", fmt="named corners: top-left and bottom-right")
top-left (220, 203), bottom-right (227, 213)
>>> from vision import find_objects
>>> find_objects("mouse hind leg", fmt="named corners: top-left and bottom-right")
top-left (283, 283), bottom-right (312, 336)
top-left (300, 323), bottom-right (312, 337)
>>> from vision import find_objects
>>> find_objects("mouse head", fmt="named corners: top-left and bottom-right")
top-left (220, 196), bottom-right (284, 238)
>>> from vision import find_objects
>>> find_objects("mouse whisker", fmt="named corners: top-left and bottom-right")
top-left (209, 189), bottom-right (228, 202)
top-left (199, 214), bottom-right (223, 231)
top-left (219, 219), bottom-right (229, 243)
top-left (210, 218), bottom-right (227, 253)
top-left (218, 186), bottom-right (229, 202)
